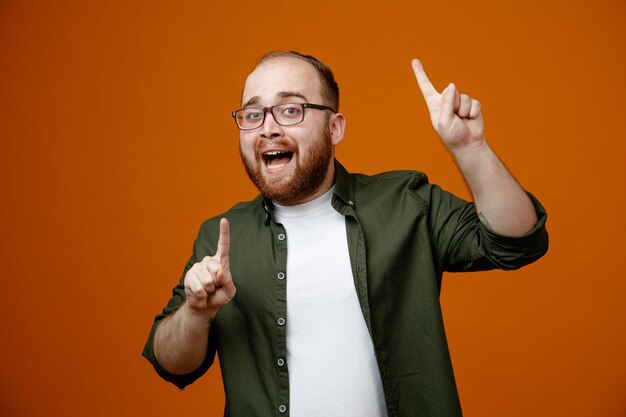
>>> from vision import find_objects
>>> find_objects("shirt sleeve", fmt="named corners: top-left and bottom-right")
top-left (422, 182), bottom-right (549, 272)
top-left (142, 220), bottom-right (220, 389)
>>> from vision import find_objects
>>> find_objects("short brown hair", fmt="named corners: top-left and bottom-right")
top-left (257, 50), bottom-right (340, 112)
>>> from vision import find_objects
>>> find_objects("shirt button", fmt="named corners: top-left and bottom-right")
top-left (277, 272), bottom-right (285, 280)
top-left (277, 233), bottom-right (286, 241)
top-left (277, 317), bottom-right (286, 326)
top-left (279, 404), bottom-right (287, 413)
top-left (277, 358), bottom-right (285, 367)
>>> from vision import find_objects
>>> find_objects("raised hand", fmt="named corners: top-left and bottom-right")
top-left (411, 59), bottom-right (485, 151)
top-left (183, 218), bottom-right (236, 317)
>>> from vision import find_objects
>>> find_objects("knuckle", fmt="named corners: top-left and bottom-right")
top-left (205, 263), bottom-right (218, 277)
top-left (184, 268), bottom-right (198, 284)
top-left (198, 273), bottom-right (215, 288)
top-left (187, 284), bottom-right (205, 298)
top-left (192, 289), bottom-right (206, 299)
top-left (204, 272), bottom-right (217, 285)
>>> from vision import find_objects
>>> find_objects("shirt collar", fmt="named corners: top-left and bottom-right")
top-left (332, 160), bottom-right (356, 210)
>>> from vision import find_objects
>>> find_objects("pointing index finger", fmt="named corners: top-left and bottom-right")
top-left (411, 59), bottom-right (439, 101)
top-left (216, 218), bottom-right (230, 265)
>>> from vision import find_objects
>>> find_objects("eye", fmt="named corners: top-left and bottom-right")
top-left (243, 109), bottom-right (263, 121)
top-left (280, 104), bottom-right (303, 119)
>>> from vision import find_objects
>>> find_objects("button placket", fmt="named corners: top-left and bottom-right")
top-left (271, 222), bottom-right (289, 415)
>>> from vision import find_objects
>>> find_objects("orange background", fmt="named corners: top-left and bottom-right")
top-left (1, 0), bottom-right (625, 416)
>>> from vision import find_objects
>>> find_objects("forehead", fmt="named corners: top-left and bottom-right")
top-left (242, 57), bottom-right (323, 106)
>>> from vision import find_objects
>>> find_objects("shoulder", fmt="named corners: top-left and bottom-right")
top-left (346, 168), bottom-right (434, 204)
top-left (350, 169), bottom-right (430, 188)
top-left (337, 167), bottom-right (440, 217)
top-left (336, 160), bottom-right (430, 190)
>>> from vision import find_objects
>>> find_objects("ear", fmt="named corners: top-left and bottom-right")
top-left (328, 112), bottom-right (346, 146)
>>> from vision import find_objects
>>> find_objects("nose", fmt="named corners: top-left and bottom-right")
top-left (260, 109), bottom-right (284, 139)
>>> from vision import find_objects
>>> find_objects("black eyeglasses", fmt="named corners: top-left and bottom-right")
top-left (232, 102), bottom-right (335, 130)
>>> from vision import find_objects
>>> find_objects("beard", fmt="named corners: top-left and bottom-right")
top-left (240, 128), bottom-right (334, 205)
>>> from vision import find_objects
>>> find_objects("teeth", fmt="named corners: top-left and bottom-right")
top-left (263, 150), bottom-right (291, 171)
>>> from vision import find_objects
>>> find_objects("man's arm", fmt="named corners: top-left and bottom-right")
top-left (411, 59), bottom-right (537, 237)
top-left (153, 218), bottom-right (236, 375)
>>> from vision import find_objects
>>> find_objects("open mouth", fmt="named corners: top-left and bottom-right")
top-left (262, 151), bottom-right (294, 170)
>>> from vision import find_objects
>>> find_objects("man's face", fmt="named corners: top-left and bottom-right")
top-left (239, 57), bottom-right (339, 206)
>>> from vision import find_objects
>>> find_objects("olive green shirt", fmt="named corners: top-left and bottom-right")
top-left (143, 161), bottom-right (548, 417)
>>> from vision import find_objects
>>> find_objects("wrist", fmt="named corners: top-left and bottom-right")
top-left (449, 138), bottom-right (490, 162)
top-left (180, 302), bottom-right (218, 328)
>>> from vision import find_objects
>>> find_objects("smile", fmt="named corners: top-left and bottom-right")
top-left (262, 150), bottom-right (294, 171)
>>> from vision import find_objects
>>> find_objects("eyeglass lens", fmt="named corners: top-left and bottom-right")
top-left (236, 103), bottom-right (305, 129)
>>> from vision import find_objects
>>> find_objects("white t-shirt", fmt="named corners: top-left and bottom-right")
top-left (273, 187), bottom-right (388, 417)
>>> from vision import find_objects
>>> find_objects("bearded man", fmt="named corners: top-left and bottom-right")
top-left (143, 51), bottom-right (548, 417)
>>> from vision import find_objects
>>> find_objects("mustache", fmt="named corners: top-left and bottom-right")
top-left (254, 138), bottom-right (298, 155)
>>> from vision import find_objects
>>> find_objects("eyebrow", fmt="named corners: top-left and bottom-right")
top-left (243, 91), bottom-right (309, 107)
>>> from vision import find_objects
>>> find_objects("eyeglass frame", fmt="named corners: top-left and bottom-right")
top-left (231, 102), bottom-right (336, 130)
